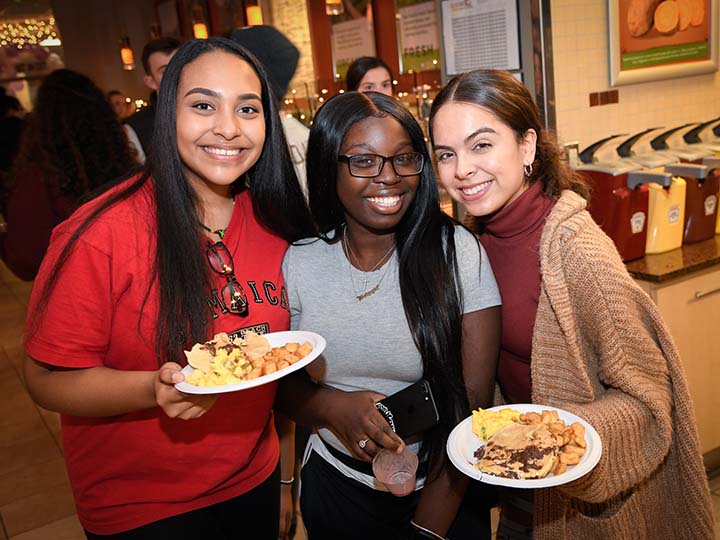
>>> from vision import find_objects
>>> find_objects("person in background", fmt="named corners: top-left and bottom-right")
top-left (0, 69), bottom-right (138, 281)
top-left (346, 56), bottom-right (394, 96)
top-left (125, 36), bottom-right (180, 156)
top-left (429, 69), bottom-right (714, 540)
top-left (108, 89), bottom-right (132, 120)
top-left (230, 25), bottom-right (309, 195)
top-left (0, 88), bottom-right (26, 211)
top-left (0, 88), bottom-right (25, 173)
top-left (278, 90), bottom-right (501, 540)
top-left (108, 89), bottom-right (146, 163)
top-left (22, 37), bottom-right (313, 540)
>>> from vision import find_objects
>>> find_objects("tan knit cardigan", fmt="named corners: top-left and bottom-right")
top-left (529, 191), bottom-right (714, 540)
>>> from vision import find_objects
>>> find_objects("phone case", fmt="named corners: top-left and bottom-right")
top-left (375, 380), bottom-right (440, 440)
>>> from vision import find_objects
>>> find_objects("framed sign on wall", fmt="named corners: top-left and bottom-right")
top-left (609, 0), bottom-right (718, 86)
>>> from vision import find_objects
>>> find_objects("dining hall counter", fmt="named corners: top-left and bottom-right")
top-left (626, 236), bottom-right (720, 477)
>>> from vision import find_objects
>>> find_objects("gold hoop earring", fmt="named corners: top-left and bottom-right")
top-left (524, 163), bottom-right (533, 178)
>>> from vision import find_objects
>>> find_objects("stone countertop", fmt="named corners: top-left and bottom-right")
top-left (626, 235), bottom-right (720, 282)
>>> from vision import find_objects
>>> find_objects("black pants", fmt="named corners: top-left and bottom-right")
top-left (300, 450), bottom-right (495, 540)
top-left (85, 465), bottom-right (280, 540)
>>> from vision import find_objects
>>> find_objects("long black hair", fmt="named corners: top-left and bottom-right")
top-left (29, 37), bottom-right (314, 362)
top-left (307, 91), bottom-right (468, 470)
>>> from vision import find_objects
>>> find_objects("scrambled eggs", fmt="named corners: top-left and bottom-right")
top-left (186, 346), bottom-right (251, 386)
top-left (471, 407), bottom-right (521, 441)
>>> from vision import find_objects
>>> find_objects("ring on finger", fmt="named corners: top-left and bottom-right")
top-left (358, 438), bottom-right (369, 449)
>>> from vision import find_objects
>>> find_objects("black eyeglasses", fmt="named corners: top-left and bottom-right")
top-left (206, 240), bottom-right (249, 316)
top-left (338, 152), bottom-right (424, 178)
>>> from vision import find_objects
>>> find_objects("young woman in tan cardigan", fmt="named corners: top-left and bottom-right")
top-left (429, 69), bottom-right (714, 540)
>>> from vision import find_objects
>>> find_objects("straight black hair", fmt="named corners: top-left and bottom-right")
top-left (307, 91), bottom-right (469, 471)
top-left (29, 37), bottom-right (314, 362)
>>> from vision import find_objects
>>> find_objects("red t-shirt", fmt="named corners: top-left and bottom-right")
top-left (25, 178), bottom-right (289, 535)
top-left (477, 180), bottom-right (555, 404)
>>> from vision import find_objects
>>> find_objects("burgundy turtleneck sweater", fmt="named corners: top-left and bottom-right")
top-left (475, 180), bottom-right (555, 403)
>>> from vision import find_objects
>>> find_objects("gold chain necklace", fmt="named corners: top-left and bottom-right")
top-left (342, 231), bottom-right (395, 301)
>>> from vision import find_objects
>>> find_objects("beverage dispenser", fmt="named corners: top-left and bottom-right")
top-left (664, 164), bottom-right (718, 244)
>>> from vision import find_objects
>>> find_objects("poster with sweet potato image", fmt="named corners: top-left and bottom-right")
top-left (609, 0), bottom-right (718, 85)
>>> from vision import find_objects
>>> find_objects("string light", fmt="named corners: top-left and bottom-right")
top-left (0, 16), bottom-right (59, 49)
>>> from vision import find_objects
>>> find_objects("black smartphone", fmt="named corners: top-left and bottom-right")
top-left (375, 379), bottom-right (440, 440)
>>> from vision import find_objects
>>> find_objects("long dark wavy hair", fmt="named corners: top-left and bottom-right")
top-left (307, 91), bottom-right (468, 470)
top-left (29, 38), bottom-right (314, 362)
top-left (429, 69), bottom-right (588, 201)
top-left (11, 68), bottom-right (138, 197)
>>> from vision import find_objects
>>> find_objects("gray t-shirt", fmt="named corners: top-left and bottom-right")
top-left (282, 226), bottom-right (501, 463)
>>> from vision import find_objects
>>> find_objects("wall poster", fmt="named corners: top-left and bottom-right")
top-left (609, 0), bottom-right (718, 85)
top-left (396, 0), bottom-right (440, 73)
top-left (329, 0), bottom-right (375, 80)
top-left (440, 0), bottom-right (520, 76)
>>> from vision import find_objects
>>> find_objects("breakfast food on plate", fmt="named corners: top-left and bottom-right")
top-left (474, 422), bottom-right (559, 480)
top-left (472, 407), bottom-right (520, 441)
top-left (184, 331), bottom-right (312, 386)
top-left (472, 408), bottom-right (588, 479)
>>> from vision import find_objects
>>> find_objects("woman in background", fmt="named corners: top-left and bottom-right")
top-left (23, 38), bottom-right (313, 540)
top-left (429, 68), bottom-right (713, 540)
top-left (1, 69), bottom-right (138, 280)
top-left (346, 56), bottom-right (394, 96)
top-left (279, 90), bottom-right (501, 540)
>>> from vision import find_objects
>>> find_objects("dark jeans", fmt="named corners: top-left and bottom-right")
top-left (85, 465), bottom-right (280, 540)
top-left (300, 450), bottom-right (495, 540)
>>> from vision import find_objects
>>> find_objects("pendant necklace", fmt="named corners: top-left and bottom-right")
top-left (342, 230), bottom-right (395, 301)
top-left (199, 199), bottom-right (235, 239)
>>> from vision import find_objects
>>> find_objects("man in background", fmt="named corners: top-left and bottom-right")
top-left (230, 25), bottom-right (309, 194)
top-left (125, 37), bottom-right (180, 156)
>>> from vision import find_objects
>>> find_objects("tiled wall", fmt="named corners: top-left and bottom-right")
top-left (551, 0), bottom-right (720, 154)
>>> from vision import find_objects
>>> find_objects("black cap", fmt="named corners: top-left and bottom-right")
top-left (230, 25), bottom-right (299, 104)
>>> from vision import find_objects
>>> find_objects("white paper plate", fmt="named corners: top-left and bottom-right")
top-left (447, 404), bottom-right (602, 488)
top-left (175, 331), bottom-right (326, 395)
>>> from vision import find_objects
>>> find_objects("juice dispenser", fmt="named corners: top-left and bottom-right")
top-left (665, 164), bottom-right (718, 244)
top-left (650, 124), bottom-right (711, 164)
top-left (645, 173), bottom-right (686, 255)
top-left (617, 128), bottom-right (681, 171)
